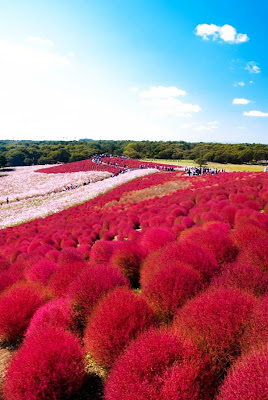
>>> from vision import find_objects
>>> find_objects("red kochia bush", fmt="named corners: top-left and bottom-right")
top-left (90, 240), bottom-right (116, 265)
top-left (180, 225), bottom-right (237, 264)
top-left (237, 236), bottom-right (268, 272)
top-left (25, 259), bottom-right (58, 284)
top-left (25, 298), bottom-right (76, 339)
top-left (0, 270), bottom-right (20, 293)
top-left (4, 328), bottom-right (85, 400)
top-left (104, 329), bottom-right (215, 400)
top-left (45, 249), bottom-right (60, 263)
top-left (173, 288), bottom-right (256, 372)
top-left (48, 251), bottom-right (88, 297)
top-left (240, 295), bottom-right (268, 353)
top-left (142, 262), bottom-right (203, 321)
top-left (0, 283), bottom-right (50, 342)
top-left (139, 248), bottom-right (164, 287)
top-left (231, 223), bottom-right (268, 249)
top-left (211, 262), bottom-right (268, 297)
top-left (139, 227), bottom-right (176, 253)
top-left (0, 257), bottom-right (11, 272)
top-left (141, 240), bottom-right (219, 286)
top-left (68, 264), bottom-right (129, 319)
top-left (84, 287), bottom-right (155, 367)
top-left (110, 241), bottom-right (145, 286)
top-left (216, 346), bottom-right (268, 400)
top-left (57, 247), bottom-right (85, 266)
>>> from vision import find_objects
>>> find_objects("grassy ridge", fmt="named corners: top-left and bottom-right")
top-left (143, 159), bottom-right (265, 172)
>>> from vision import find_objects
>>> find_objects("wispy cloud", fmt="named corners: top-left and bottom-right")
top-left (195, 24), bottom-right (249, 44)
top-left (244, 110), bottom-right (268, 117)
top-left (139, 86), bottom-right (200, 118)
top-left (141, 97), bottom-right (201, 118)
top-left (196, 121), bottom-right (219, 131)
top-left (245, 62), bottom-right (261, 74)
top-left (234, 81), bottom-right (245, 87)
top-left (140, 86), bottom-right (186, 98)
top-left (0, 39), bottom-right (69, 72)
top-left (183, 121), bottom-right (219, 131)
top-left (232, 98), bottom-right (251, 105)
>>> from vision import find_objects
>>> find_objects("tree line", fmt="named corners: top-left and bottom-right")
top-left (0, 139), bottom-right (268, 168)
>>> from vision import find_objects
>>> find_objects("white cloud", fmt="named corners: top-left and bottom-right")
top-left (245, 62), bottom-right (261, 74)
top-left (141, 97), bottom-right (201, 118)
top-left (244, 110), bottom-right (268, 117)
top-left (130, 87), bottom-right (139, 93)
top-left (195, 24), bottom-right (249, 44)
top-left (140, 86), bottom-right (186, 98)
top-left (28, 36), bottom-right (55, 47)
top-left (234, 81), bottom-right (246, 87)
top-left (138, 85), bottom-right (200, 118)
top-left (232, 98), bottom-right (251, 105)
top-left (249, 80), bottom-right (253, 84)
top-left (183, 121), bottom-right (219, 131)
top-left (196, 121), bottom-right (219, 131)
top-left (0, 39), bottom-right (69, 73)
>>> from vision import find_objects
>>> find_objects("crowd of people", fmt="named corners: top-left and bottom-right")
top-left (185, 167), bottom-right (225, 176)
top-left (92, 154), bottom-right (177, 172)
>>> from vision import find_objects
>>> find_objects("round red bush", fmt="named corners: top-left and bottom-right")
top-left (173, 288), bottom-right (256, 373)
top-left (211, 262), bottom-right (268, 297)
top-left (68, 264), bottom-right (129, 321)
top-left (25, 298), bottom-right (76, 339)
top-left (90, 240), bottom-right (116, 265)
top-left (216, 346), bottom-right (268, 400)
top-left (0, 282), bottom-right (50, 342)
top-left (139, 227), bottom-right (176, 253)
top-left (240, 295), bottom-right (268, 353)
top-left (231, 223), bottom-right (268, 249)
top-left (237, 236), bottom-right (268, 272)
top-left (84, 287), bottom-right (155, 367)
top-left (0, 257), bottom-right (11, 272)
top-left (140, 247), bottom-right (163, 287)
top-left (141, 240), bottom-right (219, 285)
top-left (46, 249), bottom-right (60, 263)
top-left (25, 259), bottom-right (58, 284)
top-left (0, 270), bottom-right (20, 293)
top-left (104, 329), bottom-right (216, 400)
top-left (142, 262), bottom-right (203, 321)
top-left (220, 205), bottom-right (238, 227)
top-left (110, 241), bottom-right (145, 286)
top-left (4, 327), bottom-right (85, 400)
top-left (180, 226), bottom-right (237, 264)
top-left (48, 254), bottom-right (88, 297)
top-left (57, 247), bottom-right (85, 265)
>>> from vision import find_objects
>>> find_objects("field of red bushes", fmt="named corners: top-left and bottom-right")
top-left (37, 156), bottom-right (182, 174)
top-left (0, 168), bottom-right (267, 399)
top-left (36, 158), bottom-right (121, 174)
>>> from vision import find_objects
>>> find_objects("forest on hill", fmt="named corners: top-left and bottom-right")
top-left (0, 139), bottom-right (268, 167)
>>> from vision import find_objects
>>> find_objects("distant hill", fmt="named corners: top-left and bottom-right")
top-left (0, 139), bottom-right (268, 166)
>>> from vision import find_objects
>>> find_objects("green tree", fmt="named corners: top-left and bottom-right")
top-left (0, 154), bottom-right (7, 168)
top-left (7, 150), bottom-right (26, 166)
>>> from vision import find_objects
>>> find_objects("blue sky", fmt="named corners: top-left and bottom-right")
top-left (0, 0), bottom-right (267, 143)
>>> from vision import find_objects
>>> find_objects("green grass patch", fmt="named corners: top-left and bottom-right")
top-left (143, 159), bottom-right (265, 172)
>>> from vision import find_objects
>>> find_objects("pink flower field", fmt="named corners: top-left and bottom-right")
top-left (0, 165), bottom-right (267, 400)
top-left (0, 168), bottom-right (157, 229)
top-left (0, 165), bottom-right (111, 204)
